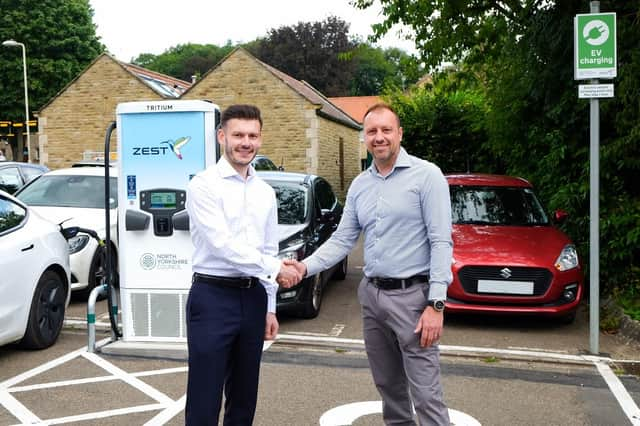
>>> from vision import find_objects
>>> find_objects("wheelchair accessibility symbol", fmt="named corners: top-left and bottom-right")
top-left (320, 401), bottom-right (481, 425)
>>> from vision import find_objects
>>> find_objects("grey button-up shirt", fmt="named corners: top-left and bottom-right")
top-left (303, 148), bottom-right (453, 300)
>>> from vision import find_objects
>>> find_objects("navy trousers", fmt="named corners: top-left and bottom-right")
top-left (185, 278), bottom-right (267, 426)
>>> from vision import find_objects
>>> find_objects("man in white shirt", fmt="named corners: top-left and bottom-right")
top-left (185, 104), bottom-right (301, 425)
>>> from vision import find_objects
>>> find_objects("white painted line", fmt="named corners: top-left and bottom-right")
top-left (132, 367), bottom-right (188, 378)
top-left (0, 346), bottom-right (86, 389)
top-left (144, 394), bottom-right (186, 426)
top-left (81, 351), bottom-right (174, 405)
top-left (319, 401), bottom-right (481, 426)
top-left (507, 346), bottom-right (569, 354)
top-left (329, 324), bottom-right (345, 337)
top-left (33, 403), bottom-right (166, 425)
top-left (0, 390), bottom-right (41, 424)
top-left (64, 318), bottom-right (113, 328)
top-left (9, 375), bottom-right (116, 393)
top-left (594, 361), bottom-right (640, 426)
top-left (275, 333), bottom-right (615, 364)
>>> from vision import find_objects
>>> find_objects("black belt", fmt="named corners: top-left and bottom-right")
top-left (368, 274), bottom-right (429, 290)
top-left (193, 272), bottom-right (259, 289)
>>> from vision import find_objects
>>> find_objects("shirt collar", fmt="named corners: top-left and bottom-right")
top-left (217, 155), bottom-right (256, 180)
top-left (368, 147), bottom-right (412, 176)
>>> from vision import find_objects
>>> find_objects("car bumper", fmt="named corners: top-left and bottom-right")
top-left (276, 276), bottom-right (314, 312)
top-left (445, 283), bottom-right (583, 317)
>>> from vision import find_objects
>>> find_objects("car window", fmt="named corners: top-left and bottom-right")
top-left (450, 185), bottom-right (549, 226)
top-left (22, 166), bottom-right (46, 183)
top-left (253, 157), bottom-right (277, 171)
top-left (0, 196), bottom-right (26, 234)
top-left (17, 175), bottom-right (118, 209)
top-left (268, 181), bottom-right (309, 225)
top-left (0, 167), bottom-right (23, 194)
top-left (315, 179), bottom-right (337, 211)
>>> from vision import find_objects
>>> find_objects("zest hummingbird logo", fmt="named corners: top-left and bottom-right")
top-left (161, 136), bottom-right (191, 160)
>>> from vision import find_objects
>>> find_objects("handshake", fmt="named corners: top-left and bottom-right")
top-left (276, 259), bottom-right (307, 288)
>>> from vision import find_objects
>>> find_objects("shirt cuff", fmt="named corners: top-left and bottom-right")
top-left (259, 256), bottom-right (282, 285)
top-left (267, 293), bottom-right (276, 313)
top-left (427, 282), bottom-right (448, 301)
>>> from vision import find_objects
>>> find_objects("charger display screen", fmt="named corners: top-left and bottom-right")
top-left (150, 192), bottom-right (177, 209)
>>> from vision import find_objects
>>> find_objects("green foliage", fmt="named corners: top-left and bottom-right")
top-left (349, 44), bottom-right (423, 95)
top-left (246, 16), bottom-right (358, 96)
top-left (0, 0), bottom-right (104, 121)
top-left (359, 0), bottom-right (640, 301)
top-left (383, 81), bottom-right (491, 173)
top-left (131, 43), bottom-right (235, 82)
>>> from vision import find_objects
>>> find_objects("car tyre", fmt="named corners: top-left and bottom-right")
top-left (77, 245), bottom-right (117, 300)
top-left (331, 256), bottom-right (348, 280)
top-left (300, 273), bottom-right (323, 319)
top-left (20, 270), bottom-right (67, 349)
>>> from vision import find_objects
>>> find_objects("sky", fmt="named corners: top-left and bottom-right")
top-left (89, 0), bottom-right (416, 62)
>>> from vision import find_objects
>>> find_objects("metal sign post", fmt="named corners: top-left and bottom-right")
top-left (574, 1), bottom-right (616, 355)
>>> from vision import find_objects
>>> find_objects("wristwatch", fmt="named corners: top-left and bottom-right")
top-left (428, 299), bottom-right (446, 312)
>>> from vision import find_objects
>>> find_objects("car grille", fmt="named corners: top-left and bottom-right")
top-left (458, 266), bottom-right (552, 296)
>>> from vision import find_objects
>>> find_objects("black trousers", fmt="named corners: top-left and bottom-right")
top-left (185, 277), bottom-right (267, 425)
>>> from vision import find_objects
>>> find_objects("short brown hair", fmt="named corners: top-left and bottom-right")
top-left (363, 102), bottom-right (400, 127)
top-left (220, 104), bottom-right (263, 129)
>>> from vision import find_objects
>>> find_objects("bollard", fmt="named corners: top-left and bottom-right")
top-left (87, 283), bottom-right (108, 353)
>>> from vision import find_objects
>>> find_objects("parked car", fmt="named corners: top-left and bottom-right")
top-left (15, 167), bottom-right (118, 298)
top-left (0, 161), bottom-right (49, 194)
top-left (252, 155), bottom-right (283, 171)
top-left (445, 174), bottom-right (584, 322)
top-left (0, 190), bottom-right (71, 349)
top-left (259, 171), bottom-right (347, 318)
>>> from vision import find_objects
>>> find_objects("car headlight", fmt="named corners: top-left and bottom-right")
top-left (277, 242), bottom-right (305, 261)
top-left (555, 244), bottom-right (579, 271)
top-left (68, 234), bottom-right (90, 254)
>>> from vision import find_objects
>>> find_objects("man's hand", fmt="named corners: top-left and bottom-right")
top-left (414, 306), bottom-right (444, 347)
top-left (276, 262), bottom-right (302, 288)
top-left (265, 312), bottom-right (278, 340)
top-left (284, 259), bottom-right (307, 278)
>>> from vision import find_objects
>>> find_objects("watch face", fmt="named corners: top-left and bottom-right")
top-left (434, 300), bottom-right (445, 311)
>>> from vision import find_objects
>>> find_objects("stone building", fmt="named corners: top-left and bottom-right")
top-left (35, 54), bottom-right (190, 169)
top-left (36, 48), bottom-right (362, 199)
top-left (182, 48), bottom-right (361, 199)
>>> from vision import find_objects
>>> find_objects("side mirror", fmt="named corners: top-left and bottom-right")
top-left (554, 209), bottom-right (569, 224)
top-left (317, 209), bottom-right (336, 223)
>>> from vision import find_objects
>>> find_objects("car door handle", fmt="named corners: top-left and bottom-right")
top-left (21, 244), bottom-right (34, 252)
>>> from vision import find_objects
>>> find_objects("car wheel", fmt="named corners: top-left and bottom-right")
top-left (20, 270), bottom-right (67, 350)
top-left (300, 273), bottom-right (323, 319)
top-left (332, 256), bottom-right (348, 280)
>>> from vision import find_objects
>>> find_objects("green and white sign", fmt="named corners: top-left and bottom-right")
top-left (574, 12), bottom-right (616, 80)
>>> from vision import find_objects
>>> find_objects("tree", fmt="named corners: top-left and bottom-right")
top-left (357, 0), bottom-right (640, 297)
top-left (247, 16), bottom-right (358, 96)
top-left (0, 0), bottom-right (104, 121)
top-left (131, 43), bottom-right (235, 82)
top-left (349, 45), bottom-right (423, 95)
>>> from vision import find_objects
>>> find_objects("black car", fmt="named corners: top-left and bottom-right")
top-left (252, 155), bottom-right (283, 171)
top-left (0, 161), bottom-right (49, 194)
top-left (259, 171), bottom-right (347, 318)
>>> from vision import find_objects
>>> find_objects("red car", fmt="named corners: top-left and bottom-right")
top-left (445, 174), bottom-right (583, 322)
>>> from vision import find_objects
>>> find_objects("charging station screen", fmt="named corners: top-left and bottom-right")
top-left (150, 192), bottom-right (176, 209)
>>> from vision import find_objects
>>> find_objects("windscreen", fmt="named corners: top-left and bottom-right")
top-left (450, 185), bottom-right (549, 226)
top-left (268, 181), bottom-right (309, 225)
top-left (17, 175), bottom-right (118, 209)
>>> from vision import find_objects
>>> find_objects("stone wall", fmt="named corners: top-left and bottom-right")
top-left (37, 54), bottom-right (162, 169)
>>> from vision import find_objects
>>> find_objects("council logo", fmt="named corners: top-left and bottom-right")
top-left (140, 253), bottom-right (157, 270)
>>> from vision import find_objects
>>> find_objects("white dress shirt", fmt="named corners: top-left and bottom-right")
top-left (186, 156), bottom-right (281, 312)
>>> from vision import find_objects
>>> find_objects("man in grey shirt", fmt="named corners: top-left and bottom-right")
top-left (287, 103), bottom-right (453, 425)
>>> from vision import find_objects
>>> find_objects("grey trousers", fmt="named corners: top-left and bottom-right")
top-left (358, 277), bottom-right (450, 426)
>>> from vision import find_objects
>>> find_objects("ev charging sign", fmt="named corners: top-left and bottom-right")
top-left (574, 12), bottom-right (616, 80)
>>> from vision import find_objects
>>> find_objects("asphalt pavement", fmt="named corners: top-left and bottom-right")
top-left (1, 239), bottom-right (640, 425)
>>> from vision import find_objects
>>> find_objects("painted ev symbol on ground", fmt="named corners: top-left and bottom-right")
top-left (320, 401), bottom-right (481, 426)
